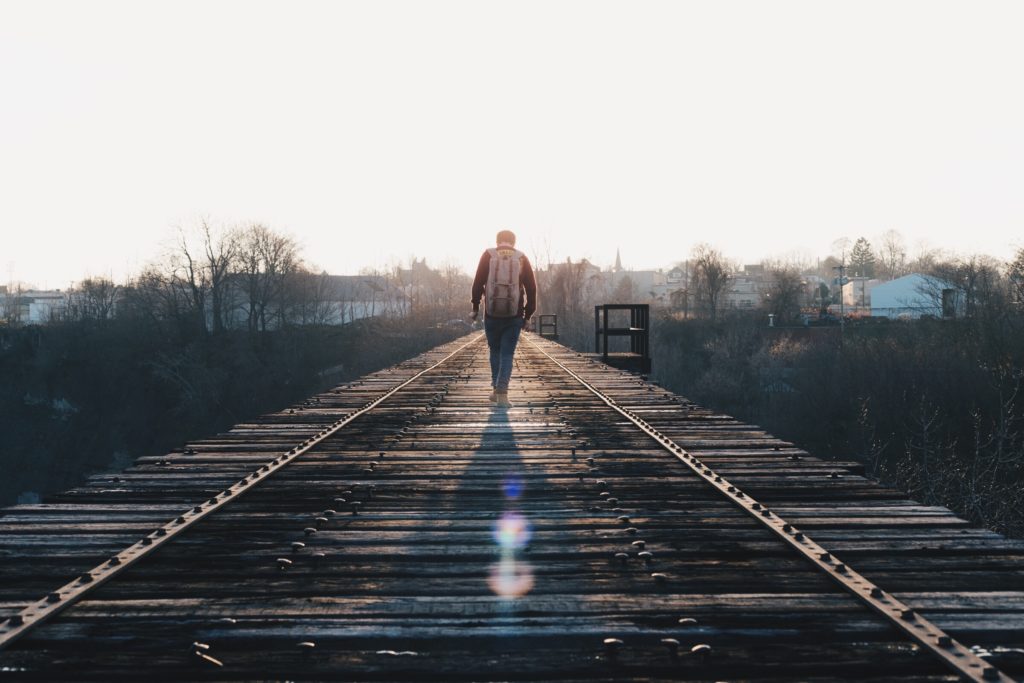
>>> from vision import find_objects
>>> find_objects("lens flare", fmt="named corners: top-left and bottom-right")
top-left (487, 555), bottom-right (534, 599)
top-left (502, 475), bottom-right (524, 500)
top-left (493, 512), bottom-right (531, 549)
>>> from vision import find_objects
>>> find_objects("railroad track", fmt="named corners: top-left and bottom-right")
top-left (1, 333), bottom-right (1022, 681)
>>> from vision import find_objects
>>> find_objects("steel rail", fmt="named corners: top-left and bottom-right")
top-left (0, 334), bottom-right (485, 651)
top-left (525, 335), bottom-right (1014, 683)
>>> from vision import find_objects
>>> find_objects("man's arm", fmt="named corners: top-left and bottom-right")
top-left (471, 251), bottom-right (490, 317)
top-left (521, 255), bottom-right (538, 320)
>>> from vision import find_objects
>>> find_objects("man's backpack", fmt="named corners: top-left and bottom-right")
top-left (485, 247), bottom-right (523, 317)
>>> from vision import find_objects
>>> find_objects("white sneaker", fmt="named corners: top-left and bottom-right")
top-left (495, 392), bottom-right (513, 408)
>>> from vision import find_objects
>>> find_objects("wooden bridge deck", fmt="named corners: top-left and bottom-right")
top-left (1, 334), bottom-right (1022, 681)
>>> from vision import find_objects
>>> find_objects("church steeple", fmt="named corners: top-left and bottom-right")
top-left (614, 248), bottom-right (622, 273)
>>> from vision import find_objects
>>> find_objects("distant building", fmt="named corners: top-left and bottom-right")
top-left (544, 258), bottom-right (603, 283)
top-left (666, 265), bottom-right (687, 284)
top-left (841, 277), bottom-right (881, 308)
top-left (870, 274), bottom-right (960, 319)
top-left (321, 275), bottom-right (407, 323)
top-left (726, 275), bottom-right (760, 309)
top-left (0, 289), bottom-right (68, 324)
top-left (725, 265), bottom-right (769, 309)
top-left (221, 273), bottom-right (408, 329)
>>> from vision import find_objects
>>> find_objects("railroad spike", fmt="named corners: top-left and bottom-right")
top-left (602, 637), bottom-right (623, 654)
top-left (194, 651), bottom-right (224, 667)
top-left (690, 643), bottom-right (711, 657)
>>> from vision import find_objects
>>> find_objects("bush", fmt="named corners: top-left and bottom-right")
top-left (647, 314), bottom-right (1024, 537)
top-left (0, 318), bottom-right (461, 506)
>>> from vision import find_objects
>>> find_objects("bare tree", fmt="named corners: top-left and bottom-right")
top-left (437, 260), bottom-right (469, 319)
top-left (169, 228), bottom-right (209, 335)
top-left (878, 229), bottom-right (908, 280)
top-left (907, 243), bottom-right (943, 274)
top-left (690, 244), bottom-right (730, 321)
top-left (1009, 247), bottom-right (1024, 306)
top-left (831, 237), bottom-right (851, 262)
top-left (762, 263), bottom-right (805, 324)
top-left (610, 274), bottom-right (637, 304)
top-left (201, 221), bottom-right (239, 334)
top-left (1, 282), bottom-right (24, 325)
top-left (120, 266), bottom-right (195, 338)
top-left (238, 224), bottom-right (301, 332)
top-left (288, 268), bottom-right (336, 326)
top-left (67, 277), bottom-right (119, 321)
top-left (538, 257), bottom-right (603, 347)
top-left (929, 254), bottom-right (1003, 319)
top-left (548, 258), bottom-right (591, 318)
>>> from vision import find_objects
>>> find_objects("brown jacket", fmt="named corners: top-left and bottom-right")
top-left (471, 249), bottom-right (538, 319)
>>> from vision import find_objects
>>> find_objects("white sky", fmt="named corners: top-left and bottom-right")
top-left (2, 0), bottom-right (1022, 288)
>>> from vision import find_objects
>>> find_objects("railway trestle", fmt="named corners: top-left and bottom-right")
top-left (1, 334), bottom-right (1022, 681)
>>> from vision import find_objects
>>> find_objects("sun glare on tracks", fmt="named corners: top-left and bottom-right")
top-left (493, 512), bottom-right (531, 550)
top-left (488, 555), bottom-right (534, 599)
top-left (502, 475), bottom-right (524, 501)
top-left (489, 475), bottom-right (534, 599)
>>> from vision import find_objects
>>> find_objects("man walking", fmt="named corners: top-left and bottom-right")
top-left (471, 229), bottom-right (538, 408)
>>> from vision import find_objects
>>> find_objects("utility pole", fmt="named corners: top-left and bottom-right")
top-left (833, 257), bottom-right (846, 344)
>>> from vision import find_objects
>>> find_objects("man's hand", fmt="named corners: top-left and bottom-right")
top-left (524, 317), bottom-right (533, 332)
top-left (470, 309), bottom-right (479, 322)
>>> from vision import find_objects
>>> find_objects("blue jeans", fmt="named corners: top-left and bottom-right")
top-left (484, 316), bottom-right (524, 391)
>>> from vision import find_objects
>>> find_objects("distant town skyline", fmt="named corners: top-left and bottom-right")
top-left (3, 1), bottom-right (1022, 288)
top-left (4, 220), bottom-right (1021, 291)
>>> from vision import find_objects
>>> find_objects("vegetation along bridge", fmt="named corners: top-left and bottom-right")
top-left (1, 334), bottom-right (1022, 682)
